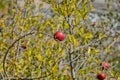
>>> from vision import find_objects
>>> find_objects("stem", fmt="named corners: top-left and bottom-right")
top-left (69, 45), bottom-right (76, 80)
top-left (66, 15), bottom-right (76, 80)
top-left (3, 32), bottom-right (34, 78)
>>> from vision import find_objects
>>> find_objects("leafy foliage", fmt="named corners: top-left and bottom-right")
top-left (0, 0), bottom-right (120, 80)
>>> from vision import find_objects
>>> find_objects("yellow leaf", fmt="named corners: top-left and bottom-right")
top-left (49, 60), bottom-right (53, 66)
top-left (118, 77), bottom-right (120, 80)
top-left (58, 47), bottom-right (62, 52)
top-left (99, 33), bottom-right (103, 39)
top-left (38, 33), bottom-right (43, 38)
top-left (68, 34), bottom-right (72, 42)
top-left (63, 7), bottom-right (67, 16)
top-left (84, 32), bottom-right (93, 39)
top-left (110, 70), bottom-right (115, 77)
top-left (79, 27), bottom-right (84, 34)
top-left (93, 49), bottom-right (99, 54)
top-left (46, 49), bottom-right (51, 55)
top-left (61, 51), bottom-right (65, 57)
top-left (0, 63), bottom-right (3, 72)
top-left (89, 3), bottom-right (95, 11)
top-left (15, 62), bottom-right (21, 73)
top-left (68, 34), bottom-right (76, 44)
top-left (88, 47), bottom-right (91, 55)
top-left (105, 49), bottom-right (111, 53)
top-left (27, 49), bottom-right (32, 57)
top-left (19, 26), bottom-right (24, 31)
top-left (73, 37), bottom-right (77, 46)
top-left (52, 65), bottom-right (58, 73)
top-left (36, 54), bottom-right (43, 62)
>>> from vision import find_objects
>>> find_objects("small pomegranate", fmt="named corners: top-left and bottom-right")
top-left (54, 31), bottom-right (65, 41)
top-left (100, 62), bottom-right (110, 70)
top-left (21, 44), bottom-right (27, 49)
top-left (97, 73), bottom-right (106, 80)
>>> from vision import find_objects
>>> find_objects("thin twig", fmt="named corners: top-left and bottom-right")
top-left (107, 37), bottom-right (119, 49)
top-left (3, 32), bottom-right (35, 78)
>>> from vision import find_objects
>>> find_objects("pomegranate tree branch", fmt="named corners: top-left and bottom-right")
top-left (3, 32), bottom-right (35, 78)
top-left (64, 14), bottom-right (76, 80)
